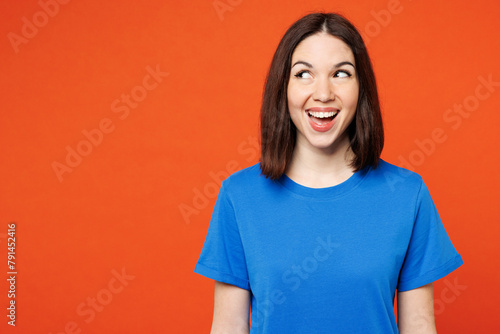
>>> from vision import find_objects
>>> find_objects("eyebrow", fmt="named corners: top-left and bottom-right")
top-left (291, 60), bottom-right (356, 69)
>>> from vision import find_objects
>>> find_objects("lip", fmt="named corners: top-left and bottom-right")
top-left (306, 107), bottom-right (339, 112)
top-left (305, 108), bottom-right (339, 132)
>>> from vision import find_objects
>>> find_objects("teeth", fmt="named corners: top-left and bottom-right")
top-left (308, 111), bottom-right (338, 118)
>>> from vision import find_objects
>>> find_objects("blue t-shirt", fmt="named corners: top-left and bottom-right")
top-left (194, 160), bottom-right (463, 333)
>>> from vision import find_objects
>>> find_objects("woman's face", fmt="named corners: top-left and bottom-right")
top-left (287, 32), bottom-right (359, 153)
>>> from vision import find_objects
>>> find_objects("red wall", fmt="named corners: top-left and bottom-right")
top-left (0, 0), bottom-right (498, 332)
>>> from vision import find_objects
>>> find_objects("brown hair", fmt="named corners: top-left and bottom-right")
top-left (259, 12), bottom-right (384, 180)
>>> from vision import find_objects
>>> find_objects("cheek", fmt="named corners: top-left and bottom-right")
top-left (338, 86), bottom-right (359, 111)
top-left (287, 85), bottom-right (308, 110)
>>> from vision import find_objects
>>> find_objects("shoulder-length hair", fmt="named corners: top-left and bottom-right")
top-left (259, 12), bottom-right (384, 180)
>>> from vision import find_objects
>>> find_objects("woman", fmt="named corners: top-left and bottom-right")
top-left (194, 12), bottom-right (463, 333)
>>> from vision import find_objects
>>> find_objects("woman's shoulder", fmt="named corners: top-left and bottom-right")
top-left (222, 162), bottom-right (278, 195)
top-left (368, 159), bottom-right (424, 192)
top-left (221, 162), bottom-right (261, 186)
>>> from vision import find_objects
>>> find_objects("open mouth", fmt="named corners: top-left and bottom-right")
top-left (307, 111), bottom-right (338, 125)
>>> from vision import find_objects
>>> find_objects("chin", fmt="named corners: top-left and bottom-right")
top-left (307, 132), bottom-right (349, 150)
top-left (308, 138), bottom-right (339, 150)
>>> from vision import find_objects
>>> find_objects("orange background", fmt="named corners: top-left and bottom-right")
top-left (0, 0), bottom-right (498, 333)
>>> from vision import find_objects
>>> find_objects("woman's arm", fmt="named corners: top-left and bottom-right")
top-left (210, 281), bottom-right (251, 334)
top-left (397, 282), bottom-right (437, 334)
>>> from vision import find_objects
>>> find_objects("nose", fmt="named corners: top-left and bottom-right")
top-left (313, 77), bottom-right (335, 102)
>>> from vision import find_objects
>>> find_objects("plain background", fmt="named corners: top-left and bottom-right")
top-left (1, 0), bottom-right (498, 333)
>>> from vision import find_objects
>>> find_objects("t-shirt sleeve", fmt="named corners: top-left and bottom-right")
top-left (194, 181), bottom-right (250, 290)
top-left (397, 180), bottom-right (464, 292)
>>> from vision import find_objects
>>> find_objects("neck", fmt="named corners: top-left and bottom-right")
top-left (285, 134), bottom-right (355, 188)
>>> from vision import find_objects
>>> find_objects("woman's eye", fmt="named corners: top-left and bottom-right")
top-left (294, 71), bottom-right (312, 79)
top-left (335, 70), bottom-right (351, 78)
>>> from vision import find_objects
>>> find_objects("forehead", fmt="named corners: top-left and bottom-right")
top-left (291, 33), bottom-right (354, 63)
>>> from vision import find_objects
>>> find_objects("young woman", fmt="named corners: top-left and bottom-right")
top-left (194, 12), bottom-right (463, 333)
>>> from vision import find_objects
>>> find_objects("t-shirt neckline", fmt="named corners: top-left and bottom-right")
top-left (277, 166), bottom-right (371, 200)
